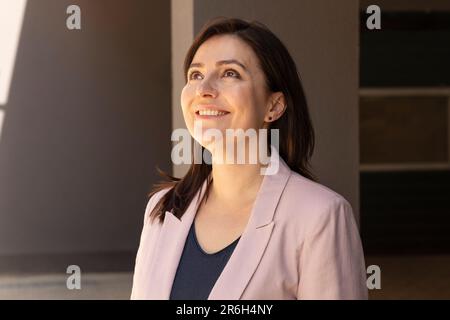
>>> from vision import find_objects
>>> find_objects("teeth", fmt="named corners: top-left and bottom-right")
top-left (198, 110), bottom-right (227, 116)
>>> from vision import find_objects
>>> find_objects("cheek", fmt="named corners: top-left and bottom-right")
top-left (180, 86), bottom-right (196, 138)
top-left (228, 85), bottom-right (265, 127)
top-left (226, 83), bottom-right (254, 111)
top-left (249, 85), bottom-right (270, 125)
top-left (180, 86), bottom-right (191, 110)
top-left (180, 85), bottom-right (195, 119)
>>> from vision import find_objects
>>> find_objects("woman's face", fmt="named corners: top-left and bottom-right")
top-left (181, 34), bottom-right (279, 151)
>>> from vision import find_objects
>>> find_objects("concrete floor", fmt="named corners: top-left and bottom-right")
top-left (0, 255), bottom-right (449, 299)
top-left (0, 272), bottom-right (133, 300)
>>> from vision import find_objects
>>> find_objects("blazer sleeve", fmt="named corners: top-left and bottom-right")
top-left (297, 198), bottom-right (368, 300)
top-left (130, 189), bottom-right (168, 300)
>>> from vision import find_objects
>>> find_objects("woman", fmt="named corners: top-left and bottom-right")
top-left (131, 17), bottom-right (368, 300)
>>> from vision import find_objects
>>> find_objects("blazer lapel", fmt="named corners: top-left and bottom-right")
top-left (145, 177), bottom-right (210, 299)
top-left (145, 148), bottom-right (292, 300)
top-left (208, 148), bottom-right (292, 300)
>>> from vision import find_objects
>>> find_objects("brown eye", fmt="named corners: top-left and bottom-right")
top-left (223, 69), bottom-right (240, 78)
top-left (188, 71), bottom-right (202, 80)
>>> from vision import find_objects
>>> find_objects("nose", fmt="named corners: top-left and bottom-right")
top-left (196, 75), bottom-right (218, 98)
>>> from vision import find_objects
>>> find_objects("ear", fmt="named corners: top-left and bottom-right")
top-left (264, 92), bottom-right (286, 123)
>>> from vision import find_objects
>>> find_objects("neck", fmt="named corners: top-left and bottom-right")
top-left (205, 141), bottom-right (272, 206)
top-left (210, 162), bottom-right (264, 204)
top-left (208, 142), bottom-right (268, 207)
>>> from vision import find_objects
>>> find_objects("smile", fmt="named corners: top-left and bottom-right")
top-left (195, 109), bottom-right (230, 118)
top-left (196, 109), bottom-right (228, 116)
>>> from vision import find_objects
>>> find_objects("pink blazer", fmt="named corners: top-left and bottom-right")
top-left (131, 150), bottom-right (368, 300)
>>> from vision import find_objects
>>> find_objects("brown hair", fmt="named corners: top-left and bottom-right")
top-left (148, 17), bottom-right (315, 224)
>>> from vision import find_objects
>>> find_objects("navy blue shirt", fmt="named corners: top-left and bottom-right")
top-left (169, 222), bottom-right (240, 300)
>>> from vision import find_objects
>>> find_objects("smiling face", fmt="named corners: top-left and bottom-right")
top-left (181, 34), bottom-right (278, 152)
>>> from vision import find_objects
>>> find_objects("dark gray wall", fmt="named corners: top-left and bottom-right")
top-left (0, 0), bottom-right (171, 260)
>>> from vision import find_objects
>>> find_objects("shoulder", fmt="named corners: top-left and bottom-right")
top-left (284, 171), bottom-right (351, 210)
top-left (143, 187), bottom-right (173, 225)
top-left (277, 171), bottom-right (355, 236)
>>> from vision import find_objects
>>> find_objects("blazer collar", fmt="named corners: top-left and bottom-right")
top-left (146, 147), bottom-right (292, 299)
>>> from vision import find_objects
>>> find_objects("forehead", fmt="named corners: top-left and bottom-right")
top-left (192, 34), bottom-right (259, 70)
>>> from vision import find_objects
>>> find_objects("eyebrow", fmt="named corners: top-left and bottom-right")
top-left (188, 59), bottom-right (248, 72)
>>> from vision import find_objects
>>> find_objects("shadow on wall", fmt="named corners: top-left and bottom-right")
top-left (0, 0), bottom-right (172, 273)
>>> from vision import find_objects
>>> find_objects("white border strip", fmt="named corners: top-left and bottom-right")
top-left (0, 0), bottom-right (28, 106)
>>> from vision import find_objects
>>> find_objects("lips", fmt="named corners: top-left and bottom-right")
top-left (197, 109), bottom-right (228, 115)
top-left (194, 104), bottom-right (230, 118)
top-left (195, 104), bottom-right (229, 114)
top-left (194, 111), bottom-right (230, 119)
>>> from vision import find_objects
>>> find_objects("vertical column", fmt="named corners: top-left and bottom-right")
top-left (171, 0), bottom-right (194, 178)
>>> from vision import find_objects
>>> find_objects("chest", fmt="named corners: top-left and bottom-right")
top-left (193, 200), bottom-right (253, 254)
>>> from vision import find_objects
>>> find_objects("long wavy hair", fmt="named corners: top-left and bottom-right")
top-left (148, 17), bottom-right (315, 224)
